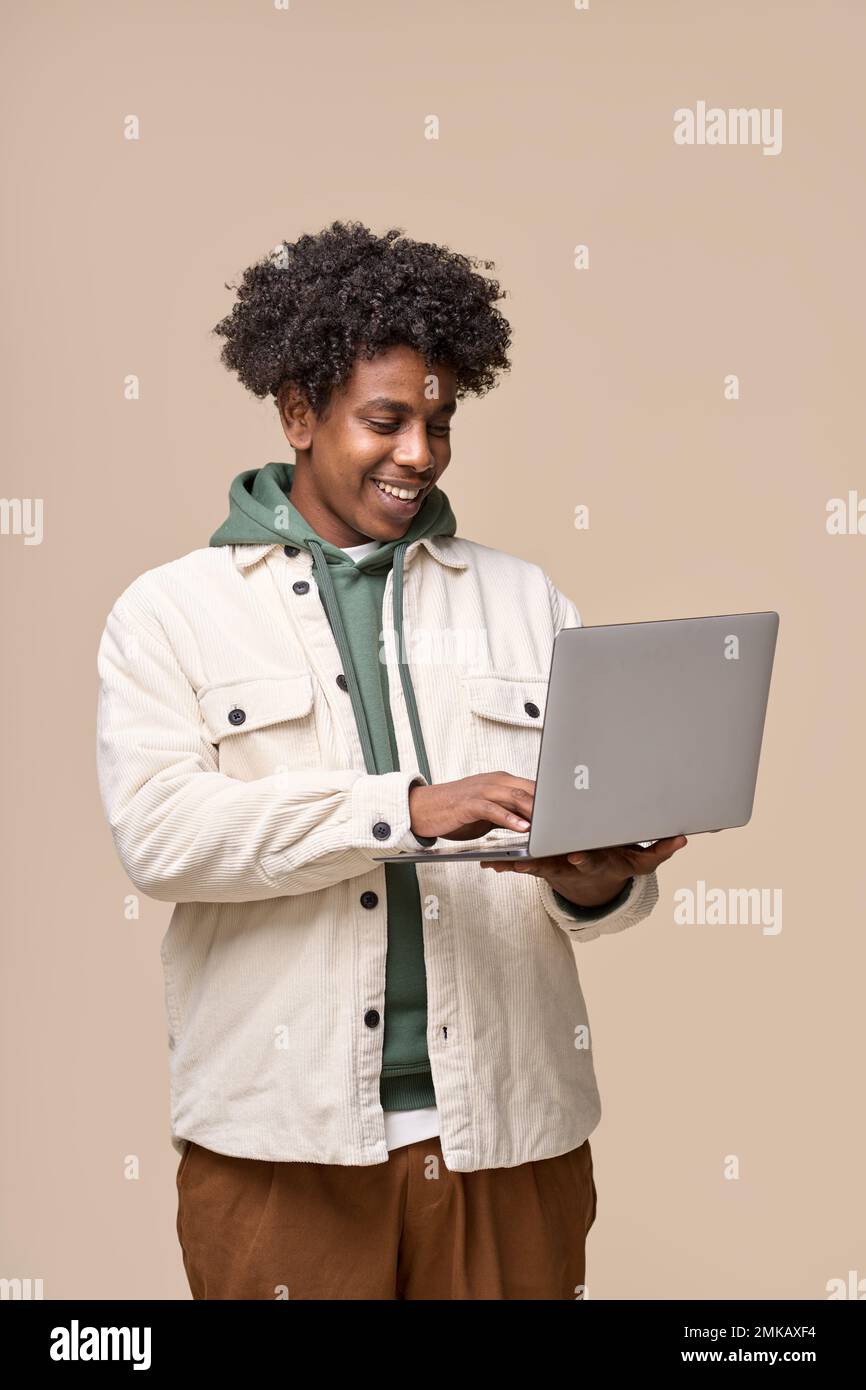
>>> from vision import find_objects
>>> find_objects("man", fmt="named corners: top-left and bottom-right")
top-left (96, 220), bottom-right (687, 1300)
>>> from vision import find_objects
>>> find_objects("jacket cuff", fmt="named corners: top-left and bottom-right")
top-left (553, 877), bottom-right (635, 920)
top-left (407, 776), bottom-right (437, 847)
top-left (350, 772), bottom-right (435, 854)
top-left (536, 869), bottom-right (660, 943)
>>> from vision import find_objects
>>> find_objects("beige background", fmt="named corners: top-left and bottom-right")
top-left (2, 0), bottom-right (863, 1299)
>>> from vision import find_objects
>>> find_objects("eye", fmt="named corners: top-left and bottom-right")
top-left (365, 419), bottom-right (451, 435)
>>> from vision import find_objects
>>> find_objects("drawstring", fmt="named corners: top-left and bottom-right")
top-left (392, 542), bottom-right (432, 785)
top-left (307, 539), bottom-right (433, 784)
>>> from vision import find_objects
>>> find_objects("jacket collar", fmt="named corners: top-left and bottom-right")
top-left (230, 534), bottom-right (468, 572)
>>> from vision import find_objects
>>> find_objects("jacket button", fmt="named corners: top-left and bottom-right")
top-left (364, 1009), bottom-right (380, 1028)
top-left (372, 821), bottom-right (391, 839)
top-left (336, 673), bottom-right (348, 691)
top-left (524, 701), bottom-right (540, 718)
top-left (228, 707), bottom-right (246, 726)
top-left (283, 545), bottom-right (299, 557)
top-left (360, 891), bottom-right (378, 908)
top-left (292, 580), bottom-right (310, 595)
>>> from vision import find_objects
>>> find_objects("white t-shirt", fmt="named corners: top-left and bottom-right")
top-left (340, 538), bottom-right (441, 1153)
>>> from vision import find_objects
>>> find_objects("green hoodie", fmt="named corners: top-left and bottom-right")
top-left (210, 461), bottom-right (457, 1112)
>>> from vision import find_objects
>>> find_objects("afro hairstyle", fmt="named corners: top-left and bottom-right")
top-left (212, 219), bottom-right (513, 418)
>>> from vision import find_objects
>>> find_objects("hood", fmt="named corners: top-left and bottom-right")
top-left (209, 460), bottom-right (457, 569)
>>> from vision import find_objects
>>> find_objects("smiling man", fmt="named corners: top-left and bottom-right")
top-left (96, 220), bottom-right (686, 1301)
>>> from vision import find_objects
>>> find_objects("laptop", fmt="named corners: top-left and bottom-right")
top-left (373, 611), bottom-right (779, 863)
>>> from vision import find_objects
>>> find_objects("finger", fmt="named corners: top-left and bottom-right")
top-left (484, 779), bottom-right (536, 816)
top-left (472, 798), bottom-right (532, 832)
top-left (565, 851), bottom-right (601, 872)
top-left (479, 857), bottom-right (544, 873)
top-left (622, 835), bottom-right (688, 867)
top-left (565, 838), bottom-right (687, 873)
top-left (491, 774), bottom-right (536, 794)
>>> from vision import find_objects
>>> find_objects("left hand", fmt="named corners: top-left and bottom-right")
top-left (479, 835), bottom-right (688, 908)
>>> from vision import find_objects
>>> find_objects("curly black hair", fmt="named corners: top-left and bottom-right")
top-left (212, 220), bottom-right (512, 417)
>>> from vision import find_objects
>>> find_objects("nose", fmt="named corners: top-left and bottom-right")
top-left (391, 422), bottom-right (437, 473)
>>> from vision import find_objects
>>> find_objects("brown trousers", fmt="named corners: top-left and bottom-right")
top-left (176, 1133), bottom-right (597, 1300)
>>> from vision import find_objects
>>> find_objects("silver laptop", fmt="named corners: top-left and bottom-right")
top-left (373, 611), bottom-right (779, 863)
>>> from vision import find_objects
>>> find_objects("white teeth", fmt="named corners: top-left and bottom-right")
top-left (373, 479), bottom-right (421, 500)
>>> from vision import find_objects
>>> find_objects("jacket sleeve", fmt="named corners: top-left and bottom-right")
top-left (95, 585), bottom-right (427, 904)
top-left (536, 574), bottom-right (660, 943)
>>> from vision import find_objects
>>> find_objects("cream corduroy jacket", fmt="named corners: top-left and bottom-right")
top-left (95, 534), bottom-right (659, 1171)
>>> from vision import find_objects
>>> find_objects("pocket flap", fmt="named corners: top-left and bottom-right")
top-left (461, 673), bottom-right (549, 726)
top-left (196, 673), bottom-right (314, 741)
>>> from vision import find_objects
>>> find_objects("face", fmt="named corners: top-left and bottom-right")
top-left (277, 343), bottom-right (457, 547)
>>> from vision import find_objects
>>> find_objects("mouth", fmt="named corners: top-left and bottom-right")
top-left (368, 476), bottom-right (431, 513)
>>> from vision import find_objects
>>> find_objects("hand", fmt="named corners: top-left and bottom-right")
top-left (480, 835), bottom-right (689, 908)
top-left (409, 773), bottom-right (535, 841)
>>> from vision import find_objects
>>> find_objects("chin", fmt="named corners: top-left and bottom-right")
top-left (359, 512), bottom-right (410, 540)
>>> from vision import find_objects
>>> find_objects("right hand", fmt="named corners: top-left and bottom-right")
top-left (409, 773), bottom-right (535, 841)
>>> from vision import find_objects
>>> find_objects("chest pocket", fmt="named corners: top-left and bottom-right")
top-left (196, 673), bottom-right (320, 780)
top-left (460, 672), bottom-right (549, 784)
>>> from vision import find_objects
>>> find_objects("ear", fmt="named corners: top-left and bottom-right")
top-left (277, 381), bottom-right (314, 449)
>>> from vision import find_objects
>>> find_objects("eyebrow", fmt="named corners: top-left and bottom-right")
top-left (358, 395), bottom-right (458, 416)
